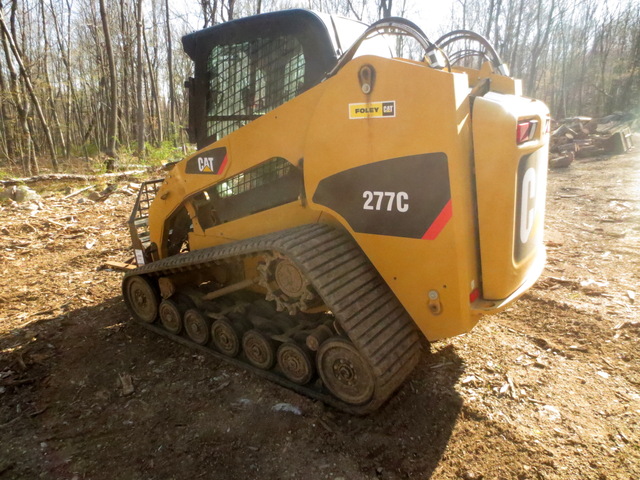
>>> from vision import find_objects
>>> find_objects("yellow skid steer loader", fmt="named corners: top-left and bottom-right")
top-left (122, 9), bottom-right (549, 413)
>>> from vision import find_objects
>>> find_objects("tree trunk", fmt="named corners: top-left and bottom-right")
top-left (98, 0), bottom-right (118, 162)
top-left (0, 4), bottom-right (56, 172)
top-left (136, 0), bottom-right (145, 158)
top-left (165, 0), bottom-right (176, 143)
top-left (40, 0), bottom-right (67, 160)
top-left (0, 56), bottom-right (15, 161)
top-left (379, 0), bottom-right (392, 19)
top-left (143, 23), bottom-right (163, 145)
top-left (226, 0), bottom-right (235, 21)
top-left (119, 0), bottom-right (132, 149)
top-left (526, 0), bottom-right (556, 95)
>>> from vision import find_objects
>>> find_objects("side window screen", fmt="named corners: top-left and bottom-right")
top-left (206, 36), bottom-right (306, 140)
top-left (192, 158), bottom-right (303, 227)
top-left (216, 157), bottom-right (293, 199)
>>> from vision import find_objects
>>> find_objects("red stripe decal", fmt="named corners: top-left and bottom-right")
top-left (469, 288), bottom-right (480, 303)
top-left (216, 154), bottom-right (228, 174)
top-left (422, 200), bottom-right (452, 240)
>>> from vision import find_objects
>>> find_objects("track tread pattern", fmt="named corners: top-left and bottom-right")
top-left (125, 224), bottom-right (421, 412)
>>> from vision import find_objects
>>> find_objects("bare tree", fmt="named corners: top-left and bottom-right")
top-left (1, 24), bottom-right (35, 173)
top-left (136, 0), bottom-right (144, 158)
top-left (0, 0), bottom-right (58, 171)
top-left (378, 0), bottom-right (392, 18)
top-left (0, 0), bottom-right (638, 176)
top-left (164, 0), bottom-right (176, 143)
top-left (39, 0), bottom-right (67, 158)
top-left (98, 0), bottom-right (118, 162)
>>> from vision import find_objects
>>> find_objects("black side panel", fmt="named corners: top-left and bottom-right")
top-left (312, 153), bottom-right (451, 239)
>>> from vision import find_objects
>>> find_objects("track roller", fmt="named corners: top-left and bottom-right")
top-left (243, 330), bottom-right (277, 370)
top-left (159, 299), bottom-right (183, 334)
top-left (211, 318), bottom-right (245, 357)
top-left (277, 342), bottom-right (315, 385)
top-left (184, 309), bottom-right (212, 345)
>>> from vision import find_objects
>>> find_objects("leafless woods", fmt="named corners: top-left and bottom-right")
top-left (0, 0), bottom-right (638, 175)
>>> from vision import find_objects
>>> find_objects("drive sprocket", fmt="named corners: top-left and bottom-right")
top-left (257, 252), bottom-right (320, 314)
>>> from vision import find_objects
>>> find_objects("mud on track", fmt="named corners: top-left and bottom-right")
top-left (1, 140), bottom-right (638, 479)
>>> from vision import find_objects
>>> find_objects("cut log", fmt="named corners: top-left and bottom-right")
top-left (549, 152), bottom-right (574, 169)
top-left (0, 170), bottom-right (148, 186)
top-left (100, 260), bottom-right (137, 271)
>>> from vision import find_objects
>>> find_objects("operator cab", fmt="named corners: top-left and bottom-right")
top-left (182, 9), bottom-right (392, 149)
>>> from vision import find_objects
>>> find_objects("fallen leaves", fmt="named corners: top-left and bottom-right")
top-left (613, 320), bottom-right (639, 330)
top-left (0, 183), bottom-right (135, 348)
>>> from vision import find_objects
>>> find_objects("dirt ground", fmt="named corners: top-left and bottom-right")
top-left (0, 139), bottom-right (638, 480)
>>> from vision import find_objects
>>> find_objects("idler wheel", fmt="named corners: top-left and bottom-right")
top-left (183, 309), bottom-right (211, 345)
top-left (242, 330), bottom-right (276, 370)
top-left (159, 299), bottom-right (183, 334)
top-left (277, 342), bottom-right (315, 385)
top-left (123, 276), bottom-right (159, 324)
top-left (317, 337), bottom-right (375, 405)
top-left (211, 318), bottom-right (243, 358)
top-left (274, 258), bottom-right (306, 298)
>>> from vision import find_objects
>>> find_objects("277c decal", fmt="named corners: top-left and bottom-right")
top-left (362, 191), bottom-right (409, 212)
top-left (349, 101), bottom-right (396, 119)
top-left (313, 153), bottom-right (451, 239)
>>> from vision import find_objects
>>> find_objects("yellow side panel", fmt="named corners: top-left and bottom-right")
top-left (473, 93), bottom-right (549, 300)
top-left (148, 87), bottom-right (327, 254)
top-left (148, 54), bottom-right (546, 341)
top-left (303, 56), bottom-right (481, 341)
top-left (188, 202), bottom-right (321, 249)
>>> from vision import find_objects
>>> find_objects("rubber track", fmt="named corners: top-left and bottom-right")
top-left (124, 224), bottom-right (422, 412)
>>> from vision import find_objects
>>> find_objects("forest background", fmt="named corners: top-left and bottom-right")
top-left (0, 0), bottom-right (638, 175)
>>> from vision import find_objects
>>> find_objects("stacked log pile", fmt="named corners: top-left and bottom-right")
top-left (549, 113), bottom-right (636, 168)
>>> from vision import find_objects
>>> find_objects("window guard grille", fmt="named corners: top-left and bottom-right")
top-left (206, 35), bottom-right (306, 140)
top-left (215, 157), bottom-right (292, 198)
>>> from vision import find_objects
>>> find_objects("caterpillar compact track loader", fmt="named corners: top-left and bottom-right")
top-left (122, 9), bottom-right (549, 413)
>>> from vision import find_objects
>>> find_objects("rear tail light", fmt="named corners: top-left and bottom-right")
top-left (469, 288), bottom-right (480, 303)
top-left (516, 119), bottom-right (538, 144)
